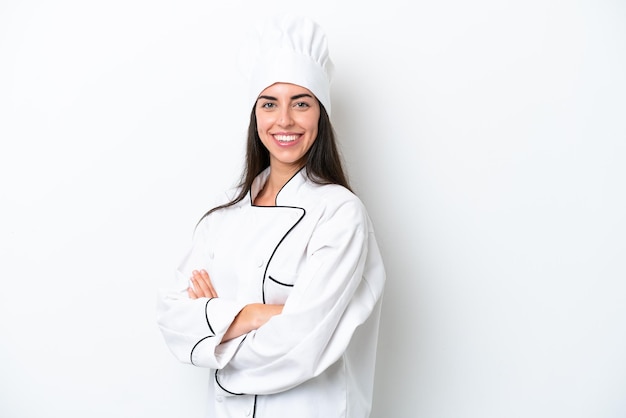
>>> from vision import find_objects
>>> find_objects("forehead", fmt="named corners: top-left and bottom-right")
top-left (259, 82), bottom-right (315, 98)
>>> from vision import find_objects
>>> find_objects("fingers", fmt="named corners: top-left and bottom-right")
top-left (188, 269), bottom-right (218, 299)
top-left (192, 270), bottom-right (213, 297)
top-left (187, 286), bottom-right (199, 299)
top-left (197, 269), bottom-right (218, 297)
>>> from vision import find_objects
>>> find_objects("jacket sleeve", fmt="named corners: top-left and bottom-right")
top-left (214, 198), bottom-right (386, 396)
top-left (156, 212), bottom-right (247, 369)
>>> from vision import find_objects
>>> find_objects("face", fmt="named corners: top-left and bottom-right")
top-left (255, 82), bottom-right (320, 171)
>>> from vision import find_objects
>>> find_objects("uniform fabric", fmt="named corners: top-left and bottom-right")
top-left (157, 168), bottom-right (386, 417)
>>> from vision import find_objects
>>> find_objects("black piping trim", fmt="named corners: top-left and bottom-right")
top-left (213, 335), bottom-right (248, 395)
top-left (205, 298), bottom-right (216, 335)
top-left (215, 369), bottom-right (244, 395)
top-left (272, 169), bottom-right (301, 206)
top-left (190, 335), bottom-right (214, 366)
top-left (247, 168), bottom-right (307, 303)
top-left (249, 168), bottom-right (303, 207)
top-left (261, 207), bottom-right (305, 303)
top-left (253, 395), bottom-right (257, 417)
top-left (268, 275), bottom-right (295, 287)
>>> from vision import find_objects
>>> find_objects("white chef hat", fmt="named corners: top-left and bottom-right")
top-left (239, 14), bottom-right (334, 115)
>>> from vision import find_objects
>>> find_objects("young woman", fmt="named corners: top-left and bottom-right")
top-left (157, 15), bottom-right (386, 418)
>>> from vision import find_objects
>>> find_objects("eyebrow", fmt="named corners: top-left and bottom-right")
top-left (257, 93), bottom-right (314, 101)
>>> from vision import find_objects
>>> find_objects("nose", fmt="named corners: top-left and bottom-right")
top-left (278, 107), bottom-right (294, 127)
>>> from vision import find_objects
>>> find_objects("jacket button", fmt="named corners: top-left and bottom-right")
top-left (246, 409), bottom-right (252, 416)
top-left (216, 396), bottom-right (223, 403)
top-left (257, 259), bottom-right (264, 267)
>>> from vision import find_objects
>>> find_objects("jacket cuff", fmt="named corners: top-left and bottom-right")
top-left (189, 298), bottom-right (246, 368)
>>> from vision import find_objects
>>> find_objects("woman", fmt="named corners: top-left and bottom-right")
top-left (157, 15), bottom-right (386, 418)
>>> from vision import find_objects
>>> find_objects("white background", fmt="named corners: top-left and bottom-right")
top-left (1, 1), bottom-right (625, 417)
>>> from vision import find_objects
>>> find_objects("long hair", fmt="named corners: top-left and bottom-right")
top-left (199, 101), bottom-right (351, 222)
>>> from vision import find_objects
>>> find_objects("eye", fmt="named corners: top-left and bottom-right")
top-left (293, 101), bottom-right (310, 109)
top-left (261, 102), bottom-right (277, 109)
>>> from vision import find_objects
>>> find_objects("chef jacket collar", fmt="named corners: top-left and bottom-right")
top-left (250, 166), bottom-right (308, 207)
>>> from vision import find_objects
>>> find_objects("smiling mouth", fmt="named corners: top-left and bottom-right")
top-left (274, 134), bottom-right (299, 143)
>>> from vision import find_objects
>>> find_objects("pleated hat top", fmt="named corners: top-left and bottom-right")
top-left (239, 14), bottom-right (334, 115)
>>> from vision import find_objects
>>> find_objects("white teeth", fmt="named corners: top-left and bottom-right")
top-left (275, 135), bottom-right (298, 143)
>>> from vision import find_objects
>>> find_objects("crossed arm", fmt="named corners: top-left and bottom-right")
top-left (187, 269), bottom-right (283, 342)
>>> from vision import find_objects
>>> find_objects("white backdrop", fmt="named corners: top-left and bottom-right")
top-left (1, 1), bottom-right (625, 417)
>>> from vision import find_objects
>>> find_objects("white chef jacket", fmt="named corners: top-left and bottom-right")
top-left (157, 167), bottom-right (386, 418)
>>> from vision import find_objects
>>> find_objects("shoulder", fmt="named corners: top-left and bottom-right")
top-left (302, 179), bottom-right (360, 204)
top-left (195, 186), bottom-right (245, 229)
top-left (301, 181), bottom-right (369, 227)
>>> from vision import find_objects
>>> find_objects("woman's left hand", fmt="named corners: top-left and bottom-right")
top-left (188, 269), bottom-right (218, 299)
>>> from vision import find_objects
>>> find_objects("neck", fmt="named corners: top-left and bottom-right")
top-left (268, 162), bottom-right (302, 189)
top-left (255, 162), bottom-right (303, 206)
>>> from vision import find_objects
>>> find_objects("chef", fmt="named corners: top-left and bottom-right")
top-left (157, 14), bottom-right (386, 418)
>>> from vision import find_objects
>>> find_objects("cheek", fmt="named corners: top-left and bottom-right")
top-left (306, 121), bottom-right (319, 141)
top-left (255, 118), bottom-right (273, 149)
top-left (306, 111), bottom-right (321, 137)
top-left (254, 111), bottom-right (272, 132)
top-left (298, 114), bottom-right (320, 136)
